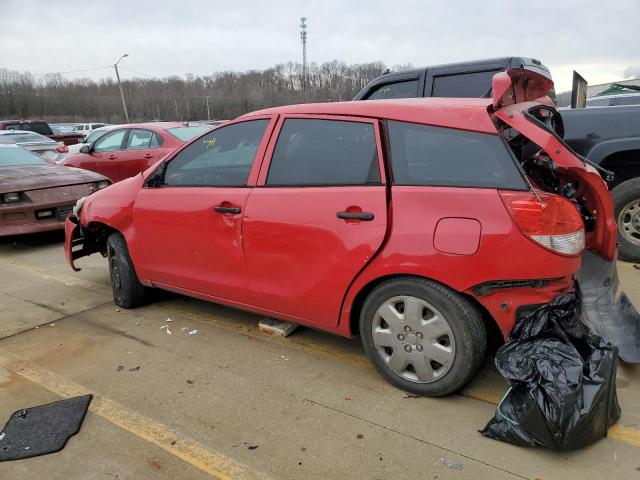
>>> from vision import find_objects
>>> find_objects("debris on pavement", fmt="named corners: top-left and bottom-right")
top-left (440, 458), bottom-right (463, 470)
top-left (116, 365), bottom-right (124, 372)
top-left (402, 393), bottom-right (420, 398)
top-left (247, 444), bottom-right (259, 450)
top-left (129, 366), bottom-right (140, 372)
top-left (0, 395), bottom-right (92, 461)
top-left (356, 434), bottom-right (364, 439)
top-left (165, 318), bottom-right (172, 322)
top-left (188, 329), bottom-right (198, 335)
top-left (481, 293), bottom-right (620, 450)
top-left (160, 325), bottom-right (172, 335)
top-left (258, 317), bottom-right (299, 337)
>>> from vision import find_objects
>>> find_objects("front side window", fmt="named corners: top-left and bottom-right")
top-left (386, 121), bottom-right (526, 189)
top-left (266, 118), bottom-right (380, 186)
top-left (164, 119), bottom-right (268, 187)
top-left (85, 129), bottom-right (109, 144)
top-left (126, 129), bottom-right (159, 150)
top-left (367, 80), bottom-right (419, 100)
top-left (93, 130), bottom-right (126, 152)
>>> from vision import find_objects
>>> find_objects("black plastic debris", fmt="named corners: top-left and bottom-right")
top-left (481, 294), bottom-right (620, 450)
top-left (0, 395), bottom-right (92, 461)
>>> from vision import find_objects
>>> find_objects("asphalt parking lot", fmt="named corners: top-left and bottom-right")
top-left (0, 232), bottom-right (639, 480)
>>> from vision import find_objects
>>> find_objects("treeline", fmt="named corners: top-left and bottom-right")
top-left (0, 60), bottom-right (400, 123)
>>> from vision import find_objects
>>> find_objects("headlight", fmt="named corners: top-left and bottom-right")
top-left (89, 180), bottom-right (111, 192)
top-left (3, 192), bottom-right (21, 203)
top-left (72, 196), bottom-right (86, 217)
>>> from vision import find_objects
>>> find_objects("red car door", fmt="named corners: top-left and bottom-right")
top-left (130, 117), bottom-right (274, 304)
top-left (69, 129), bottom-right (127, 181)
top-left (242, 115), bottom-right (388, 328)
top-left (116, 128), bottom-right (173, 181)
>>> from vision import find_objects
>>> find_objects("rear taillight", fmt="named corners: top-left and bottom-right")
top-left (56, 145), bottom-right (68, 153)
top-left (499, 191), bottom-right (585, 256)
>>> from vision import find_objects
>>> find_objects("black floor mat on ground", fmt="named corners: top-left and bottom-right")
top-left (0, 394), bottom-right (92, 461)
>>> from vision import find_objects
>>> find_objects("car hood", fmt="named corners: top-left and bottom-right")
top-left (0, 164), bottom-right (107, 194)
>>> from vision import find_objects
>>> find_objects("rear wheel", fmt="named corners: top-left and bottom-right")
top-left (612, 178), bottom-right (640, 262)
top-left (359, 277), bottom-right (486, 396)
top-left (107, 232), bottom-right (149, 308)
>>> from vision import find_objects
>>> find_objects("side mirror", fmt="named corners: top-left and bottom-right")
top-left (79, 145), bottom-right (90, 154)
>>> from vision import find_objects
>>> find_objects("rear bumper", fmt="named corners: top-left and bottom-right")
top-left (470, 276), bottom-right (575, 338)
top-left (576, 251), bottom-right (640, 363)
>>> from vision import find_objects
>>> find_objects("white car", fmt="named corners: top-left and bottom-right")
top-left (0, 130), bottom-right (68, 164)
top-left (71, 123), bottom-right (108, 138)
top-left (67, 125), bottom-right (118, 154)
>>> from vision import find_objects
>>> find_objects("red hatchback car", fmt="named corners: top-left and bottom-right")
top-left (62, 123), bottom-right (210, 183)
top-left (64, 69), bottom-right (640, 396)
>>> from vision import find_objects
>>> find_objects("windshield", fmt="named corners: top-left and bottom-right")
top-left (85, 128), bottom-right (110, 144)
top-left (166, 126), bottom-right (211, 142)
top-left (0, 132), bottom-right (53, 144)
top-left (0, 146), bottom-right (46, 165)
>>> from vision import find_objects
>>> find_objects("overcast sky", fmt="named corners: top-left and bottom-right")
top-left (1, 0), bottom-right (638, 92)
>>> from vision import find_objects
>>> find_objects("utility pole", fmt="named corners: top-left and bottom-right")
top-left (205, 95), bottom-right (211, 121)
top-left (114, 53), bottom-right (130, 123)
top-left (300, 17), bottom-right (307, 92)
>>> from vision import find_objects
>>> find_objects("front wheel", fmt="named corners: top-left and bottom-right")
top-left (359, 277), bottom-right (487, 397)
top-left (107, 232), bottom-right (149, 308)
top-left (612, 178), bottom-right (640, 262)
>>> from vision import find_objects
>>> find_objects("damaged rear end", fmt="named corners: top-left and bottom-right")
top-left (492, 68), bottom-right (640, 362)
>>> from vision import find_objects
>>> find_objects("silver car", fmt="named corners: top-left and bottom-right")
top-left (0, 130), bottom-right (68, 164)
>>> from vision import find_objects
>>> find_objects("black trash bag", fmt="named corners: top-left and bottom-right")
top-left (481, 293), bottom-right (621, 450)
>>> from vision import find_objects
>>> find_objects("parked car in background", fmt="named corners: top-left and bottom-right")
top-left (72, 123), bottom-right (108, 137)
top-left (0, 130), bottom-right (69, 164)
top-left (0, 120), bottom-right (84, 145)
top-left (65, 69), bottom-right (640, 397)
top-left (0, 145), bottom-right (109, 236)
top-left (586, 92), bottom-right (640, 107)
top-left (62, 122), bottom-right (211, 183)
top-left (354, 57), bottom-right (640, 262)
top-left (67, 125), bottom-right (117, 154)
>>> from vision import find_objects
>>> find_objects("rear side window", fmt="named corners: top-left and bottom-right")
top-left (386, 121), bottom-right (526, 189)
top-left (164, 119), bottom-right (268, 187)
top-left (126, 129), bottom-right (161, 149)
top-left (267, 119), bottom-right (380, 186)
top-left (366, 80), bottom-right (419, 100)
top-left (431, 70), bottom-right (498, 97)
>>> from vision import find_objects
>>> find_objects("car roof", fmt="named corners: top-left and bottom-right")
top-left (241, 97), bottom-right (497, 133)
top-left (109, 122), bottom-right (189, 131)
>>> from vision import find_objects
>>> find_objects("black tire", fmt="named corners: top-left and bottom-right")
top-left (107, 232), bottom-right (149, 308)
top-left (612, 178), bottom-right (640, 262)
top-left (359, 277), bottom-right (486, 397)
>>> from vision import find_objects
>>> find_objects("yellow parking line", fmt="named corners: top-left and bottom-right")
top-left (3, 256), bottom-right (640, 449)
top-left (0, 351), bottom-right (273, 480)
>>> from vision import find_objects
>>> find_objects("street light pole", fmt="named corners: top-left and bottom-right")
top-left (114, 54), bottom-right (130, 123)
top-left (205, 96), bottom-right (211, 121)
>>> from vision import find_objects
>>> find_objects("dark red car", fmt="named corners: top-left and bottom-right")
top-left (0, 120), bottom-right (84, 146)
top-left (0, 145), bottom-right (109, 236)
top-left (64, 69), bottom-right (639, 396)
top-left (62, 123), bottom-right (210, 183)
